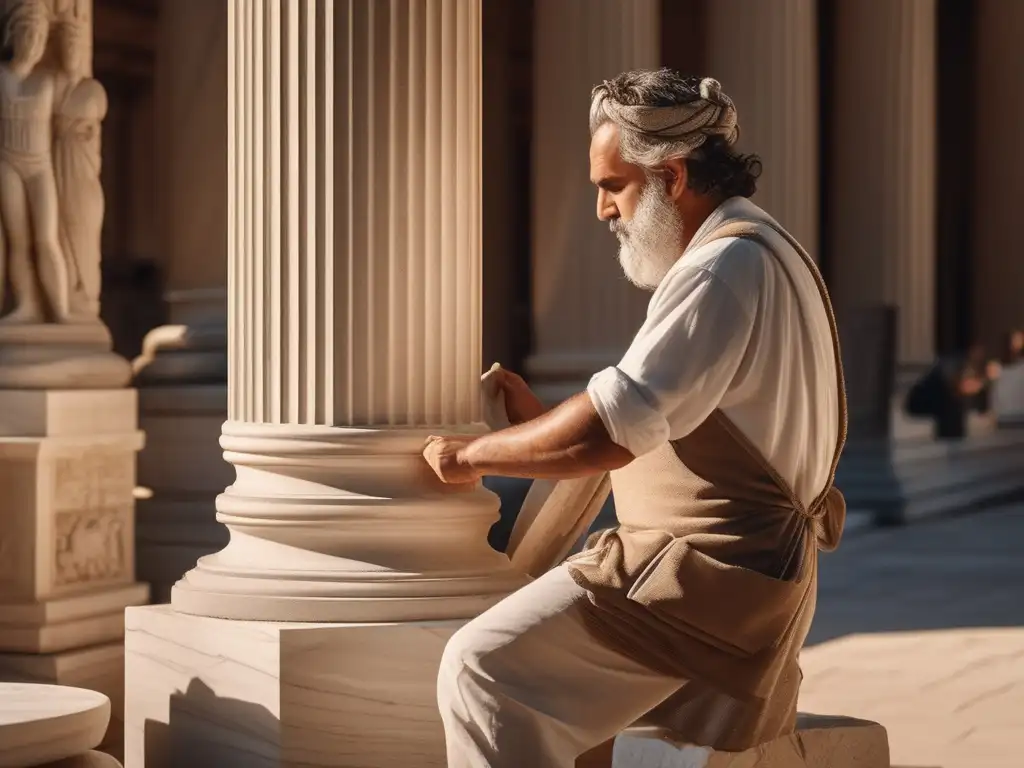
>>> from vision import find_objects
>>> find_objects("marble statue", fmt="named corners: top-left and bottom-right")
top-left (0, 0), bottom-right (70, 323)
top-left (0, 0), bottom-right (130, 389)
top-left (52, 8), bottom-right (105, 319)
top-left (0, 0), bottom-right (103, 324)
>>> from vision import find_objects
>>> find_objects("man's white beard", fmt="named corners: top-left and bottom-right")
top-left (611, 177), bottom-right (684, 290)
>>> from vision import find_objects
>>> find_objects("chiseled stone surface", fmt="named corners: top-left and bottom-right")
top-left (612, 715), bottom-right (888, 767)
top-left (124, 604), bottom-right (462, 768)
top-left (0, 683), bottom-right (109, 768)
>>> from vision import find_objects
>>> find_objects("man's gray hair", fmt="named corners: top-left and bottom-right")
top-left (589, 69), bottom-right (739, 170)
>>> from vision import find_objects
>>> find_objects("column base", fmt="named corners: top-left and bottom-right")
top-left (125, 604), bottom-right (457, 768)
top-left (170, 422), bottom-right (526, 623)
top-left (0, 641), bottom-right (130, 757)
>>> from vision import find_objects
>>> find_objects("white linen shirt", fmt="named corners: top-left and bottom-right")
top-left (587, 197), bottom-right (840, 508)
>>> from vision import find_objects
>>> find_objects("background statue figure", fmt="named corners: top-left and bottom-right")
top-left (0, 0), bottom-right (70, 323)
top-left (52, 9), bottom-right (103, 320)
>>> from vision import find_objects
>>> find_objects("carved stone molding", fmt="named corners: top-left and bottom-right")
top-left (172, 422), bottom-right (524, 623)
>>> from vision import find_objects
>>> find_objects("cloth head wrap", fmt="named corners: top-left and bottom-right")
top-left (597, 77), bottom-right (739, 154)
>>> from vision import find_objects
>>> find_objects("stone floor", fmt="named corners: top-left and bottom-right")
top-left (800, 503), bottom-right (1024, 768)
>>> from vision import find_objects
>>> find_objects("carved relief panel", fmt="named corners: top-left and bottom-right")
top-left (50, 448), bottom-right (134, 593)
top-left (0, 442), bottom-right (137, 603)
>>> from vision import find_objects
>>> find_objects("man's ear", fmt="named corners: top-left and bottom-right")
top-left (662, 159), bottom-right (688, 201)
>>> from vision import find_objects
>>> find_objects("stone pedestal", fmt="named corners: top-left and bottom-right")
top-left (528, 0), bottom-right (660, 403)
top-left (0, 325), bottom-right (131, 391)
top-left (0, 391), bottom-right (149, 752)
top-left (124, 605), bottom-right (456, 768)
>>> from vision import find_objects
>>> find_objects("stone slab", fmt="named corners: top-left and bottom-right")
top-left (0, 390), bottom-right (138, 437)
top-left (0, 583), bottom-right (148, 653)
top-left (612, 714), bottom-right (889, 767)
top-left (0, 641), bottom-right (128, 756)
top-left (0, 325), bottom-right (133, 390)
top-left (0, 683), bottom-right (110, 768)
top-left (124, 604), bottom-right (461, 768)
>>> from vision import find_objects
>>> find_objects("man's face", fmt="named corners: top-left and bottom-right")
top-left (589, 123), bottom-right (684, 290)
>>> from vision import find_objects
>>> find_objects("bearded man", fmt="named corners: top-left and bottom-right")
top-left (423, 69), bottom-right (847, 768)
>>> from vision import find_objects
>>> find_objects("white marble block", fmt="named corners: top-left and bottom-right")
top-left (124, 604), bottom-right (459, 768)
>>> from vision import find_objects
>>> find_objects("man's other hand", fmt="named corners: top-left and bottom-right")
top-left (491, 367), bottom-right (547, 424)
top-left (423, 435), bottom-right (481, 485)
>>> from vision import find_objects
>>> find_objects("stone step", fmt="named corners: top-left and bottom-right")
top-left (611, 714), bottom-right (889, 767)
top-left (836, 429), bottom-right (1024, 525)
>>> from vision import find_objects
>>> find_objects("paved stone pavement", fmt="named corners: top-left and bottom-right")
top-left (799, 503), bottom-right (1024, 768)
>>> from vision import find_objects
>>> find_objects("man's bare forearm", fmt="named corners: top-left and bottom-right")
top-left (460, 392), bottom-right (634, 479)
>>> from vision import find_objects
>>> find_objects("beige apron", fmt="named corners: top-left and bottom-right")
top-left (567, 213), bottom-right (848, 750)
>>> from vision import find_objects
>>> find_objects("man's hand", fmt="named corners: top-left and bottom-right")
top-left (488, 367), bottom-right (547, 425)
top-left (423, 435), bottom-right (481, 485)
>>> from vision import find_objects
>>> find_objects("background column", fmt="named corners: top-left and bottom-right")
top-left (131, 0), bottom-right (231, 602)
top-left (528, 0), bottom-right (660, 403)
top-left (705, 0), bottom-right (818, 252)
top-left (828, 0), bottom-right (937, 367)
top-left (972, 0), bottom-right (1024, 352)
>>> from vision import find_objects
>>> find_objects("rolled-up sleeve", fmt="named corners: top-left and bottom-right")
top-left (587, 259), bottom-right (758, 457)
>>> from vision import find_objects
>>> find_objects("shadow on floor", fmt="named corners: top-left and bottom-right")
top-left (807, 504), bottom-right (1024, 646)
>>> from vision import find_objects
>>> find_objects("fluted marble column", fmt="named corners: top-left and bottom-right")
top-left (829, 0), bottom-right (937, 366)
top-left (529, 0), bottom-right (660, 403)
top-left (973, 0), bottom-right (1024, 350)
top-left (131, 0), bottom-right (231, 602)
top-left (169, 0), bottom-right (521, 623)
top-left (706, 0), bottom-right (818, 252)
